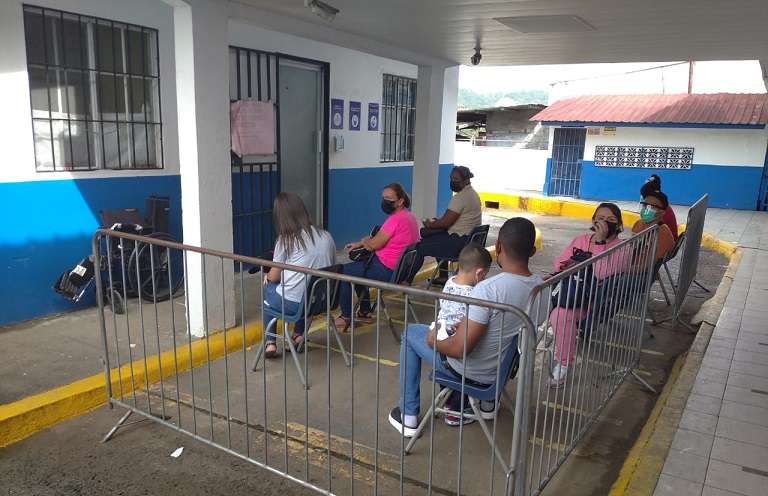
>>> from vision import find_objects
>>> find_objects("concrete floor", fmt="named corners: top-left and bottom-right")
top-left (0, 212), bottom-right (729, 496)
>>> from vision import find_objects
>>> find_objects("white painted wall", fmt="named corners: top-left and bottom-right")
top-left (582, 126), bottom-right (768, 167)
top-left (0, 0), bottom-right (180, 183)
top-left (228, 20), bottom-right (418, 170)
top-left (454, 141), bottom-right (548, 192)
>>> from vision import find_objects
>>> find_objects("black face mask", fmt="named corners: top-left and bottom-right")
top-left (381, 199), bottom-right (397, 215)
top-left (449, 181), bottom-right (464, 193)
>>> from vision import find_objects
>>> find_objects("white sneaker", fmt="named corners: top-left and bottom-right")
top-left (479, 400), bottom-right (497, 420)
top-left (548, 363), bottom-right (568, 389)
top-left (388, 407), bottom-right (418, 438)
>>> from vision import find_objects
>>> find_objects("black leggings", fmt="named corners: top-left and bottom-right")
top-left (409, 232), bottom-right (469, 282)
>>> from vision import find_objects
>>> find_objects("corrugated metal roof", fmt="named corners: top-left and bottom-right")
top-left (531, 93), bottom-right (768, 126)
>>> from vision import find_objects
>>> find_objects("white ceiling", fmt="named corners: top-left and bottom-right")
top-left (232, 0), bottom-right (768, 66)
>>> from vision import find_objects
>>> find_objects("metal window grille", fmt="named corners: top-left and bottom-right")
top-left (23, 5), bottom-right (163, 172)
top-left (380, 74), bottom-right (416, 162)
top-left (594, 145), bottom-right (694, 169)
top-left (228, 46), bottom-right (279, 259)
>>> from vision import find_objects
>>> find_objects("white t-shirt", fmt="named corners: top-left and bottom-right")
top-left (447, 271), bottom-right (544, 383)
top-left (272, 227), bottom-right (336, 303)
top-left (433, 276), bottom-right (474, 341)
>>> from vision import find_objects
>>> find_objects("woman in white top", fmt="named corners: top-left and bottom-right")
top-left (263, 192), bottom-right (336, 358)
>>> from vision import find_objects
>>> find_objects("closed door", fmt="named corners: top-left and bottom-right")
top-left (548, 127), bottom-right (586, 197)
top-left (279, 61), bottom-right (324, 223)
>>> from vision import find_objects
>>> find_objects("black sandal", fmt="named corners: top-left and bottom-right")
top-left (291, 334), bottom-right (306, 353)
top-left (334, 315), bottom-right (351, 332)
top-left (264, 342), bottom-right (280, 359)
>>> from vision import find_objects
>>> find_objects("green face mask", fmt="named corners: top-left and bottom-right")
top-left (640, 205), bottom-right (658, 223)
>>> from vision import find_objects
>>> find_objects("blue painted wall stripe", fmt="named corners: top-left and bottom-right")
top-left (0, 175), bottom-right (182, 326)
top-left (327, 165), bottom-right (414, 244)
top-left (436, 163), bottom-right (454, 214)
top-left (579, 161), bottom-right (762, 209)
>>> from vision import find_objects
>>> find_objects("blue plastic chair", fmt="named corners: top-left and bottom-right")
top-left (251, 264), bottom-right (350, 389)
top-left (404, 334), bottom-right (520, 472)
top-left (357, 243), bottom-right (421, 344)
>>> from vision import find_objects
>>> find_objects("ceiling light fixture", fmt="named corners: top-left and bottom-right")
top-left (304, 0), bottom-right (339, 22)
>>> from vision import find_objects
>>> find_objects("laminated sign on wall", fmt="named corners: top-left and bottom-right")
top-left (230, 100), bottom-right (276, 157)
top-left (349, 101), bottom-right (361, 131)
top-left (368, 103), bottom-right (379, 131)
top-left (331, 98), bottom-right (344, 129)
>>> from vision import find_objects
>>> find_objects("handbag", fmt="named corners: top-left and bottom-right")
top-left (348, 246), bottom-right (374, 263)
top-left (551, 248), bottom-right (594, 309)
top-left (348, 225), bottom-right (381, 263)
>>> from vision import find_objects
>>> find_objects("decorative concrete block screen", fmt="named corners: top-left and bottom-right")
top-left (594, 145), bottom-right (694, 169)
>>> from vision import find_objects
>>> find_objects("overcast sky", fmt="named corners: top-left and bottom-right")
top-left (460, 60), bottom-right (766, 101)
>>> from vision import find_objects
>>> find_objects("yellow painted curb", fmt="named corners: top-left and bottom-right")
top-left (480, 191), bottom-right (736, 259)
top-left (480, 191), bottom-right (739, 496)
top-left (0, 321), bottom-right (263, 448)
top-left (0, 257), bottom-right (462, 449)
top-left (607, 354), bottom-right (686, 496)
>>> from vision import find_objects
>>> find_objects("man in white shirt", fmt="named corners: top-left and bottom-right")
top-left (389, 217), bottom-right (543, 437)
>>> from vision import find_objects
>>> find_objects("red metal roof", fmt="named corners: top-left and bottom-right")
top-left (531, 93), bottom-right (768, 126)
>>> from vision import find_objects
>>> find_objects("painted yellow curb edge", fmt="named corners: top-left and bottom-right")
top-left (0, 322), bottom-right (263, 449)
top-left (607, 354), bottom-right (685, 496)
top-left (479, 191), bottom-right (737, 259)
top-left (0, 258), bottom-right (449, 448)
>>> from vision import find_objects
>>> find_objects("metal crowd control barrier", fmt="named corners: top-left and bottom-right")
top-left (91, 228), bottom-right (539, 496)
top-left (662, 194), bottom-right (709, 331)
top-left (91, 225), bottom-right (659, 495)
top-left (520, 224), bottom-right (659, 495)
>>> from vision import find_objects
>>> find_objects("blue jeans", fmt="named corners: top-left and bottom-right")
top-left (399, 323), bottom-right (450, 416)
top-left (262, 283), bottom-right (303, 342)
top-left (338, 256), bottom-right (393, 318)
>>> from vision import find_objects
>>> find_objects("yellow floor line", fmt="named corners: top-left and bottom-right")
top-left (0, 321), bottom-right (263, 448)
top-left (305, 342), bottom-right (399, 367)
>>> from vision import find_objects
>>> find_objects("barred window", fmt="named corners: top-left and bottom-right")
top-left (23, 5), bottom-right (163, 172)
top-left (380, 74), bottom-right (416, 162)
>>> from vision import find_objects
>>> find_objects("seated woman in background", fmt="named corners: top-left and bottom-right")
top-left (547, 203), bottom-right (632, 388)
top-left (633, 189), bottom-right (675, 262)
top-left (335, 183), bottom-right (420, 331)
top-left (408, 166), bottom-right (482, 282)
top-left (263, 192), bottom-right (336, 358)
top-left (640, 174), bottom-right (678, 241)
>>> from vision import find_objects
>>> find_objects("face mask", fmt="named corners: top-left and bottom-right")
top-left (605, 221), bottom-right (619, 237)
top-left (381, 199), bottom-right (397, 215)
top-left (640, 205), bottom-right (658, 223)
top-left (450, 181), bottom-right (463, 193)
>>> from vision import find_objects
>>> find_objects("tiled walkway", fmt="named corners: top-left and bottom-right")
top-left (653, 211), bottom-right (768, 496)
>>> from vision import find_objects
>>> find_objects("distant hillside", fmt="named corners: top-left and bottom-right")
top-left (458, 89), bottom-right (549, 109)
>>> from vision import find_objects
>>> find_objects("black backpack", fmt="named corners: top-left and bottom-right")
top-left (551, 248), bottom-right (595, 309)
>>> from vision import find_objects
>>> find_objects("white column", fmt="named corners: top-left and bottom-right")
top-left (412, 64), bottom-right (459, 221)
top-left (171, 0), bottom-right (235, 337)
